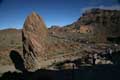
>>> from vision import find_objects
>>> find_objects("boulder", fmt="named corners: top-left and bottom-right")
top-left (22, 12), bottom-right (48, 71)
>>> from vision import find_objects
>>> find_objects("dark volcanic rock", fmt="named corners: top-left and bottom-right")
top-left (22, 12), bottom-right (48, 71)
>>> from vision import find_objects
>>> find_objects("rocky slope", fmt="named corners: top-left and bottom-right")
top-left (0, 29), bottom-right (22, 65)
top-left (64, 8), bottom-right (120, 42)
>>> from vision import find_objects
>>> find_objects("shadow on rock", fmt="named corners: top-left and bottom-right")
top-left (111, 51), bottom-right (120, 64)
top-left (9, 50), bottom-right (27, 72)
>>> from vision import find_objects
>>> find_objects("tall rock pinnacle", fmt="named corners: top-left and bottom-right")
top-left (22, 12), bottom-right (48, 71)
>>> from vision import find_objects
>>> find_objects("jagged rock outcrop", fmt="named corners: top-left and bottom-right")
top-left (65, 8), bottom-right (120, 42)
top-left (79, 8), bottom-right (120, 41)
top-left (22, 12), bottom-right (48, 71)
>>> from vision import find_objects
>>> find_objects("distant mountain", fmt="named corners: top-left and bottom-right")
top-left (64, 8), bottom-right (120, 42)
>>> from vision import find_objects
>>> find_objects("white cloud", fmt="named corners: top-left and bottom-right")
top-left (99, 5), bottom-right (120, 10)
top-left (81, 5), bottom-right (120, 13)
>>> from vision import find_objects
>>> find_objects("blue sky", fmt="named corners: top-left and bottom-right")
top-left (0, 0), bottom-right (120, 29)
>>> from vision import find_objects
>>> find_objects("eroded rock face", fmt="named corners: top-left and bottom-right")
top-left (22, 12), bottom-right (48, 71)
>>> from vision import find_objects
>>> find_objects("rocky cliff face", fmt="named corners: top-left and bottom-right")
top-left (80, 8), bottom-right (120, 41)
top-left (22, 12), bottom-right (48, 71)
top-left (65, 8), bottom-right (120, 42)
